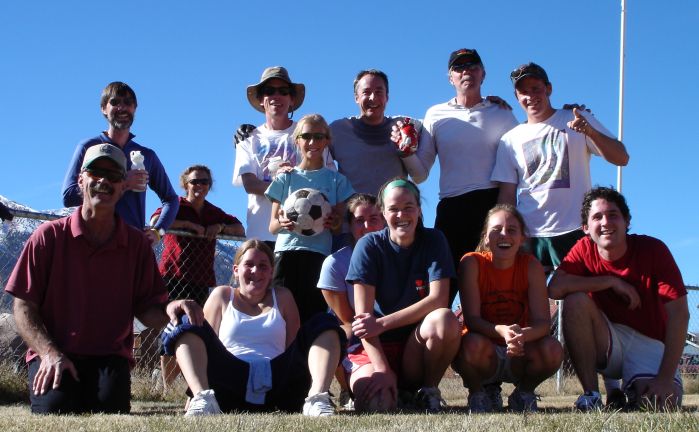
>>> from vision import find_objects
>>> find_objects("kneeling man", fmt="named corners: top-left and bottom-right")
top-left (5, 143), bottom-right (202, 414)
top-left (549, 187), bottom-right (688, 411)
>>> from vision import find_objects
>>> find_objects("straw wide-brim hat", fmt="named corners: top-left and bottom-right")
top-left (246, 66), bottom-right (306, 113)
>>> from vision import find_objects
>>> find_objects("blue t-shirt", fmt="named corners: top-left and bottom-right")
top-left (346, 226), bottom-right (455, 341)
top-left (62, 133), bottom-right (179, 230)
top-left (265, 167), bottom-right (354, 256)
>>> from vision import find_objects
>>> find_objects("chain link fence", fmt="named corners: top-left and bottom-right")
top-left (1, 206), bottom-right (698, 392)
top-left (0, 207), bottom-right (242, 378)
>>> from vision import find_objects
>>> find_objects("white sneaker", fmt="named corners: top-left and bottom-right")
top-left (303, 392), bottom-right (336, 416)
top-left (185, 389), bottom-right (222, 416)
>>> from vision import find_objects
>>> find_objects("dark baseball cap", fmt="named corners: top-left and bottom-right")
top-left (448, 48), bottom-right (482, 69)
top-left (510, 62), bottom-right (550, 87)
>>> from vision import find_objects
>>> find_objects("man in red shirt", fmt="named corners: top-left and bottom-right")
top-left (549, 187), bottom-right (688, 411)
top-left (5, 143), bottom-right (203, 414)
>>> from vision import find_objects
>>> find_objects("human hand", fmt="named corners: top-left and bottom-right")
top-left (166, 299), bottom-right (205, 327)
top-left (352, 312), bottom-right (384, 339)
top-left (639, 377), bottom-right (679, 410)
top-left (562, 103), bottom-right (591, 113)
top-left (357, 369), bottom-right (397, 407)
top-left (486, 95), bottom-right (512, 110)
top-left (390, 118), bottom-right (419, 157)
top-left (497, 324), bottom-right (525, 357)
top-left (275, 162), bottom-right (294, 175)
top-left (204, 224), bottom-right (222, 239)
top-left (609, 277), bottom-right (641, 310)
top-left (144, 228), bottom-right (161, 245)
top-left (34, 350), bottom-right (79, 395)
top-left (125, 169), bottom-right (149, 192)
top-left (567, 108), bottom-right (593, 135)
top-left (277, 209), bottom-right (295, 231)
top-left (234, 124), bottom-right (256, 147)
top-left (185, 221), bottom-right (206, 236)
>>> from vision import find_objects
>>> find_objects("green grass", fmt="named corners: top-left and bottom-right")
top-left (2, 367), bottom-right (698, 432)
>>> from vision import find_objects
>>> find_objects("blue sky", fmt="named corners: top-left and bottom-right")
top-left (2, 1), bottom-right (698, 286)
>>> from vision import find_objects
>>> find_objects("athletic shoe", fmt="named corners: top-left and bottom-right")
top-left (605, 388), bottom-right (627, 410)
top-left (338, 390), bottom-right (354, 411)
top-left (303, 392), bottom-right (336, 417)
top-left (468, 390), bottom-right (493, 414)
top-left (415, 387), bottom-right (447, 413)
top-left (507, 388), bottom-right (539, 412)
top-left (484, 383), bottom-right (503, 412)
top-left (575, 391), bottom-right (603, 412)
top-left (185, 389), bottom-right (222, 416)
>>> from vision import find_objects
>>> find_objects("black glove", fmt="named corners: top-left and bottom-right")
top-left (0, 202), bottom-right (13, 221)
top-left (233, 124), bottom-right (256, 147)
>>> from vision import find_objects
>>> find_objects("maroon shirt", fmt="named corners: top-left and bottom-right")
top-left (152, 197), bottom-right (240, 288)
top-left (5, 208), bottom-right (168, 365)
top-left (559, 235), bottom-right (686, 342)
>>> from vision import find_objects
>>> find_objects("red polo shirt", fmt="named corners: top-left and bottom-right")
top-left (5, 208), bottom-right (168, 365)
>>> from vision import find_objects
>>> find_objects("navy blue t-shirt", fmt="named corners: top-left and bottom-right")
top-left (346, 226), bottom-right (454, 341)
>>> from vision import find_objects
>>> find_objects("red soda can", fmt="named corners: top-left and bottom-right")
top-left (398, 117), bottom-right (418, 156)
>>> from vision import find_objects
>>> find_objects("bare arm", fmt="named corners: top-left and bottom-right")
top-left (496, 182), bottom-right (517, 206)
top-left (14, 297), bottom-right (79, 394)
top-left (640, 296), bottom-right (688, 406)
top-left (375, 277), bottom-right (450, 332)
top-left (136, 299), bottom-right (204, 330)
top-left (568, 108), bottom-right (629, 166)
top-left (241, 172), bottom-right (271, 196)
top-left (321, 290), bottom-right (354, 326)
top-left (548, 269), bottom-right (640, 309)
top-left (276, 287), bottom-right (301, 348)
top-left (203, 285), bottom-right (231, 334)
top-left (521, 258), bottom-right (553, 342)
top-left (269, 201), bottom-right (293, 235)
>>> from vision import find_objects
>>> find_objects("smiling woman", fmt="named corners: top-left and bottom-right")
top-left (345, 177), bottom-right (461, 413)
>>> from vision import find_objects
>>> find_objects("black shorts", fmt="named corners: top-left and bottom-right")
top-left (162, 312), bottom-right (345, 412)
top-left (272, 250), bottom-right (328, 323)
top-left (28, 355), bottom-right (131, 414)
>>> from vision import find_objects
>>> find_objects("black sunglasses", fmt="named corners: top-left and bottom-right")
top-left (188, 178), bottom-right (211, 186)
top-left (109, 97), bottom-right (135, 107)
top-left (84, 167), bottom-right (125, 183)
top-left (261, 86), bottom-right (291, 97)
top-left (451, 63), bottom-right (480, 72)
top-left (298, 133), bottom-right (328, 141)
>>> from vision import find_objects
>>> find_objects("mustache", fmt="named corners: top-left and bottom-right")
top-left (90, 184), bottom-right (115, 195)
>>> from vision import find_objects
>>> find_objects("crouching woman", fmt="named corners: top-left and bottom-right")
top-left (346, 178), bottom-right (461, 413)
top-left (162, 239), bottom-right (345, 416)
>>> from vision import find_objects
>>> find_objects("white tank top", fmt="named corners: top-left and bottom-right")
top-left (218, 287), bottom-right (287, 361)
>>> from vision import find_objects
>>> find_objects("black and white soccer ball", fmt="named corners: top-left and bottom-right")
top-left (282, 188), bottom-right (332, 236)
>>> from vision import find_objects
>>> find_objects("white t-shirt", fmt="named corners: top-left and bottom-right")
top-left (417, 99), bottom-right (518, 199)
top-left (491, 109), bottom-right (612, 237)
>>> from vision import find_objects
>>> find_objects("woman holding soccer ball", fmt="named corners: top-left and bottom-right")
top-left (265, 114), bottom-right (354, 323)
top-left (345, 178), bottom-right (461, 412)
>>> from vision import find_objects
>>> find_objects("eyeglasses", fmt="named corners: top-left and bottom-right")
top-left (298, 132), bottom-right (329, 141)
top-left (84, 167), bottom-right (125, 183)
top-left (451, 63), bottom-right (480, 72)
top-left (108, 97), bottom-right (135, 107)
top-left (261, 86), bottom-right (291, 97)
top-left (188, 178), bottom-right (211, 186)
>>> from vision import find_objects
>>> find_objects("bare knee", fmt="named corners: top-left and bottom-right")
top-left (419, 308), bottom-right (461, 342)
top-left (454, 333), bottom-right (495, 371)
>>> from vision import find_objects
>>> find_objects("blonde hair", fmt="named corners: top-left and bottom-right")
top-left (292, 114), bottom-right (332, 142)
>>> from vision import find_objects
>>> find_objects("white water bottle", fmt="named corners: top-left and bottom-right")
top-left (130, 150), bottom-right (148, 192)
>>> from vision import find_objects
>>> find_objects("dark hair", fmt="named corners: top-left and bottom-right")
top-left (234, 239), bottom-right (275, 270)
top-left (179, 164), bottom-right (213, 191)
top-left (100, 82), bottom-right (137, 110)
top-left (353, 69), bottom-right (389, 95)
top-left (476, 204), bottom-right (529, 253)
top-left (345, 193), bottom-right (378, 223)
top-left (581, 186), bottom-right (631, 231)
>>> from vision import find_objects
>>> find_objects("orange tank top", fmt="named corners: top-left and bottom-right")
top-left (463, 251), bottom-right (531, 344)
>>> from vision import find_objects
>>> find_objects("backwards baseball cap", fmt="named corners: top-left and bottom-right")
top-left (510, 62), bottom-right (550, 87)
top-left (81, 143), bottom-right (127, 176)
top-left (448, 48), bottom-right (482, 69)
top-left (246, 66), bottom-right (306, 113)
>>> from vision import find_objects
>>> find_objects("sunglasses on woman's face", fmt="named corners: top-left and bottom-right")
top-left (188, 178), bottom-right (211, 186)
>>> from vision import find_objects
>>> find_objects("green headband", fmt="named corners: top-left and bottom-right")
top-left (382, 179), bottom-right (420, 200)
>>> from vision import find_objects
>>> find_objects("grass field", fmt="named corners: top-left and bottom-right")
top-left (1, 369), bottom-right (698, 432)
